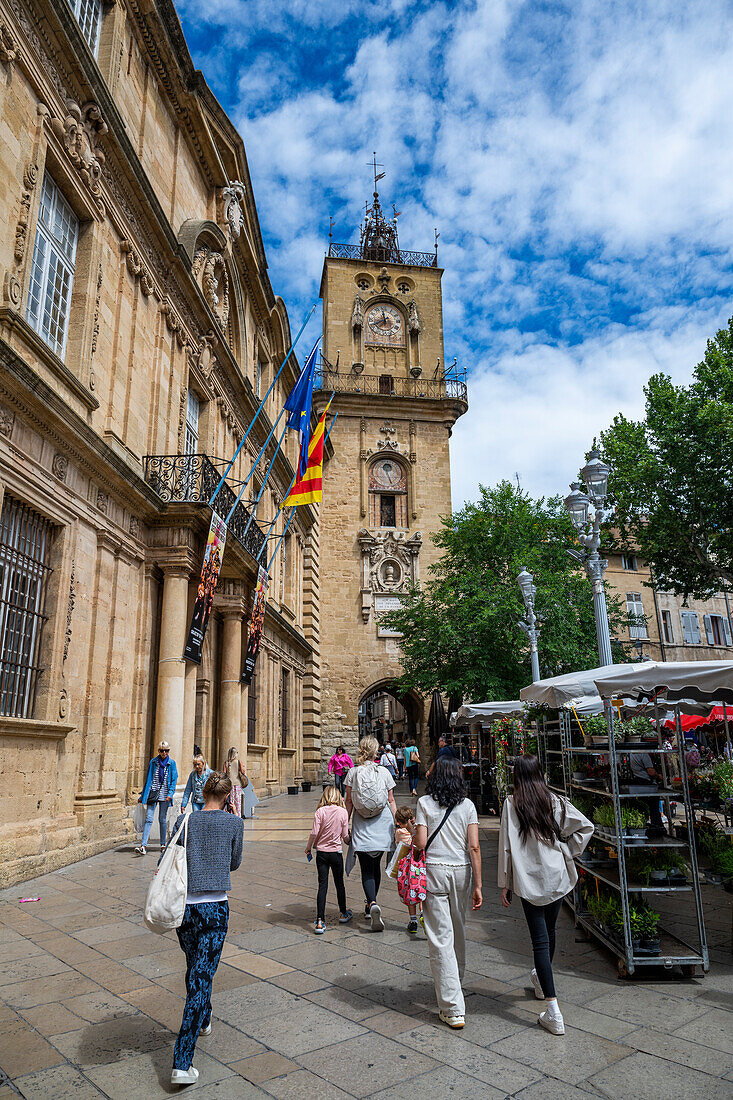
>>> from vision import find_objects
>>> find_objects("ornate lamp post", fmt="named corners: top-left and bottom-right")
top-left (564, 448), bottom-right (614, 667)
top-left (517, 567), bottom-right (541, 682)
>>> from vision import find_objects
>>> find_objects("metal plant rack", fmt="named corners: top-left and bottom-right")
top-left (560, 707), bottom-right (709, 978)
top-left (143, 453), bottom-right (267, 562)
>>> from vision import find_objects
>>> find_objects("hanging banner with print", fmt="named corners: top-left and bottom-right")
top-left (241, 566), bottom-right (269, 684)
top-left (184, 511), bottom-right (227, 665)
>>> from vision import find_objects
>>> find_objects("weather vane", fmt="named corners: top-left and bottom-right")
top-left (368, 152), bottom-right (385, 196)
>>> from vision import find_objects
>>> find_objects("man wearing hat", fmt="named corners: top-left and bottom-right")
top-left (136, 740), bottom-right (178, 855)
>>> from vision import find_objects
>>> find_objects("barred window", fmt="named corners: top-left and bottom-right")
top-left (26, 174), bottom-right (78, 358)
top-left (72, 0), bottom-right (102, 55)
top-left (0, 496), bottom-right (53, 718)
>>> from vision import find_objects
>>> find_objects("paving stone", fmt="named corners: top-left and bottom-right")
top-left (0, 939), bottom-right (46, 964)
top-left (363, 1008), bottom-right (423, 1036)
top-left (491, 1023), bottom-right (632, 1085)
top-left (298, 1033), bottom-right (442, 1097)
top-left (51, 1014), bottom-right (173, 1067)
top-left (154, 963), bottom-right (259, 996)
top-left (268, 969), bottom-right (330, 995)
top-left (85, 1044), bottom-right (233, 1098)
top-left (261, 1069), bottom-right (355, 1099)
top-left (583, 986), bottom-right (711, 1032)
top-left (305, 986), bottom-right (384, 1021)
top-left (0, 1018), bottom-right (67, 1078)
top-left (13, 1063), bottom-right (105, 1098)
top-left (227, 926), bottom-right (311, 952)
top-left (225, 951), bottom-right (294, 979)
top-left (1, 972), bottom-right (100, 1009)
top-left (71, 921), bottom-right (151, 946)
top-left (61, 989), bottom-right (141, 1024)
top-left (513, 1080), bottom-right (600, 1100)
top-left (390, 1025), bottom-right (541, 1093)
top-left (186, 1081), bottom-right (270, 1099)
top-left (18, 1001), bottom-right (88, 1037)
top-left (265, 940), bottom-right (357, 969)
top-left (229, 1051), bottom-right (300, 1082)
top-left (238, 1001), bottom-right (366, 1057)
top-left (621, 1026), bottom-right (733, 1076)
top-left (587, 1051), bottom-right (733, 1099)
top-left (368, 1064), bottom-right (507, 1100)
top-left (211, 982), bottom-right (302, 1026)
top-left (122, 949), bottom-right (184, 978)
top-left (0, 954), bottom-right (72, 986)
top-left (196, 1021), bottom-right (267, 1064)
top-left (672, 1007), bottom-right (733, 1055)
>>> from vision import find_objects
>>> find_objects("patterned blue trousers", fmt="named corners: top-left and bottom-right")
top-left (173, 901), bottom-right (229, 1070)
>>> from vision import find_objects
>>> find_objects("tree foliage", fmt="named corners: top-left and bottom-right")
top-left (385, 481), bottom-right (629, 703)
top-left (601, 316), bottom-right (733, 598)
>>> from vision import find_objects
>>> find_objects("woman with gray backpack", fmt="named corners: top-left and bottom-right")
top-left (345, 735), bottom-right (396, 931)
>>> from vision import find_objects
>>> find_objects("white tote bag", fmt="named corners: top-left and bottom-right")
top-left (132, 802), bottom-right (145, 834)
top-left (144, 814), bottom-right (189, 934)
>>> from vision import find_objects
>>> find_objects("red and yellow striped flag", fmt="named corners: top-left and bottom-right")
top-left (283, 400), bottom-right (332, 507)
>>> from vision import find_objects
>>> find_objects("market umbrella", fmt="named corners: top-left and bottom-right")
top-left (428, 689), bottom-right (449, 747)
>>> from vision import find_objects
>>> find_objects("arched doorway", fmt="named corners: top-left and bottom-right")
top-left (358, 681), bottom-right (423, 747)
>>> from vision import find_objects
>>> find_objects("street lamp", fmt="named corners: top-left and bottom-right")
top-left (564, 448), bottom-right (614, 666)
top-left (517, 567), bottom-right (541, 682)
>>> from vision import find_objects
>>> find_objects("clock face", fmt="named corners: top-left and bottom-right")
top-left (366, 304), bottom-right (403, 342)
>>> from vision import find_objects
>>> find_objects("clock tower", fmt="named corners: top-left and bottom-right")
top-left (313, 177), bottom-right (468, 775)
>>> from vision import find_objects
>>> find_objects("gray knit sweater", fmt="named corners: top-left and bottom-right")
top-left (174, 810), bottom-right (243, 893)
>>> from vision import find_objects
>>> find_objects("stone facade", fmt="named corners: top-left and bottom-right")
top-left (316, 223), bottom-right (468, 775)
top-left (0, 0), bottom-right (319, 885)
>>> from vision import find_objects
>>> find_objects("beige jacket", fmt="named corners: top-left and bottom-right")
top-left (498, 794), bottom-right (593, 906)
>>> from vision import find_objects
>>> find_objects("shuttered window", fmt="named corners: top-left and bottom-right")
top-left (626, 593), bottom-right (647, 639)
top-left (681, 610), bottom-right (701, 644)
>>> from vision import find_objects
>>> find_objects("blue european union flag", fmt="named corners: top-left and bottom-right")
top-left (284, 337), bottom-right (320, 477)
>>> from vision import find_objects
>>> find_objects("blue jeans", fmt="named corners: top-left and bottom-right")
top-left (173, 902), bottom-right (229, 1070)
top-left (141, 799), bottom-right (169, 848)
top-left (191, 801), bottom-right (204, 812)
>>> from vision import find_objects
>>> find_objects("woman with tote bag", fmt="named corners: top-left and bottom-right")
top-left (498, 755), bottom-right (593, 1037)
top-left (169, 772), bottom-right (243, 1088)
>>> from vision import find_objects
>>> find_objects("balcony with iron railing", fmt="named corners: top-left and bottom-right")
top-left (328, 241), bottom-right (438, 268)
top-left (143, 453), bottom-right (267, 562)
top-left (315, 359), bottom-right (468, 404)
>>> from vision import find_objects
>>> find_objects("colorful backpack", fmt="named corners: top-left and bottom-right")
top-left (397, 845), bottom-right (427, 904)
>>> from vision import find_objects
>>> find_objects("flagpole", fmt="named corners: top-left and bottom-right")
top-left (266, 508), bottom-right (296, 573)
top-left (224, 407), bottom-right (286, 524)
top-left (257, 410), bottom-right (338, 563)
top-left (240, 421), bottom-right (289, 541)
top-left (208, 302), bottom-right (317, 507)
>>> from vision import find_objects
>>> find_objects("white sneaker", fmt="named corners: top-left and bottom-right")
top-left (530, 968), bottom-right (544, 1000)
top-left (539, 1009), bottom-right (565, 1035)
top-left (200, 1022), bottom-right (211, 1036)
top-left (439, 1011), bottom-right (465, 1029)
top-left (134, 845), bottom-right (146, 856)
top-left (171, 1066), bottom-right (199, 1086)
top-left (370, 903), bottom-right (384, 932)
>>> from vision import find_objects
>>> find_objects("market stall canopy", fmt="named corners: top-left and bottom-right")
top-left (519, 663), bottom-right (650, 709)
top-left (593, 660), bottom-right (733, 705)
top-left (451, 700), bottom-right (524, 727)
top-left (662, 706), bottom-right (733, 732)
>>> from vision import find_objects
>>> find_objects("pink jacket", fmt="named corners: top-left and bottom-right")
top-left (328, 752), bottom-right (353, 777)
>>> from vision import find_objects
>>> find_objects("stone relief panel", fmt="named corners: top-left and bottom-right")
top-left (49, 99), bottom-right (107, 216)
top-left (192, 247), bottom-right (230, 333)
top-left (220, 181), bottom-right (245, 240)
top-left (357, 527), bottom-right (422, 623)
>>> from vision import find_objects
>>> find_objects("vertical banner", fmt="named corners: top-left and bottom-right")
top-left (241, 566), bottom-right (269, 684)
top-left (183, 511), bottom-right (227, 664)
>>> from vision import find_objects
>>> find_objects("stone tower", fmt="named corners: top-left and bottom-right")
top-left (314, 175), bottom-right (468, 775)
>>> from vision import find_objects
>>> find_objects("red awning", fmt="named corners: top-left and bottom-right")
top-left (663, 706), bottom-right (732, 732)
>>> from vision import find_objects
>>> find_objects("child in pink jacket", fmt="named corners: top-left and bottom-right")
top-left (306, 786), bottom-right (352, 933)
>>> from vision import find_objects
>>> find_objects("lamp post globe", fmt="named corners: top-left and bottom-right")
top-left (581, 449), bottom-right (610, 503)
top-left (516, 567), bottom-right (534, 601)
top-left (564, 484), bottom-right (591, 530)
top-left (564, 450), bottom-right (614, 667)
top-left (516, 567), bottom-right (541, 682)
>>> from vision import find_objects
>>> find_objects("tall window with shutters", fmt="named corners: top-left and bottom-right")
top-left (661, 610), bottom-right (673, 644)
top-left (626, 592), bottom-right (648, 639)
top-left (26, 174), bottom-right (79, 358)
top-left (704, 613), bottom-right (732, 647)
top-left (0, 496), bottom-right (54, 718)
top-left (680, 610), bottom-right (701, 644)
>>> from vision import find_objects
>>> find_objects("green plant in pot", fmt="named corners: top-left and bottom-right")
top-left (582, 714), bottom-right (610, 746)
top-left (621, 806), bottom-right (647, 839)
top-left (639, 905), bottom-right (661, 949)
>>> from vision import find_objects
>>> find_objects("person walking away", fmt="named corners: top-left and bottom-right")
top-left (305, 785), bottom-right (353, 933)
top-left (170, 772), bottom-right (243, 1087)
top-left (413, 757), bottom-right (482, 1029)
top-left (498, 755), bottom-right (593, 1037)
top-left (328, 746), bottom-right (354, 796)
top-left (241, 773), bottom-right (260, 818)
top-left (404, 740), bottom-right (421, 797)
top-left (136, 741), bottom-right (178, 856)
top-left (395, 742), bottom-right (405, 781)
top-left (427, 735), bottom-right (459, 780)
top-left (181, 755), bottom-right (212, 813)
top-left (380, 744), bottom-right (398, 779)
top-left (393, 805), bottom-right (423, 933)
top-left (225, 747), bottom-right (247, 817)
top-left (629, 751), bottom-right (666, 839)
top-left (345, 736), bottom-right (396, 931)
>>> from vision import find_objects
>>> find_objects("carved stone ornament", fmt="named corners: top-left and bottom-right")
top-left (220, 181), bottom-right (245, 240)
top-left (52, 452), bottom-right (68, 481)
top-left (50, 99), bottom-right (107, 214)
top-left (192, 247), bottom-right (230, 332)
top-left (0, 21), bottom-right (17, 65)
top-left (196, 331), bottom-right (217, 378)
top-left (120, 239), bottom-right (154, 295)
top-left (357, 528), bottom-right (422, 621)
top-left (62, 561), bottom-right (75, 666)
top-left (14, 164), bottom-right (38, 264)
top-left (408, 298), bottom-right (421, 334)
top-left (377, 267), bottom-right (391, 292)
top-left (3, 270), bottom-right (21, 307)
top-left (91, 263), bottom-right (102, 355)
top-left (351, 294), bottom-right (363, 329)
top-left (161, 298), bottom-right (187, 348)
top-left (129, 515), bottom-right (140, 538)
top-left (59, 687), bottom-right (69, 719)
top-left (0, 405), bottom-right (14, 437)
top-left (96, 489), bottom-right (108, 514)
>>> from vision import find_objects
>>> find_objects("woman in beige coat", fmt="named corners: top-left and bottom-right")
top-left (498, 755), bottom-right (593, 1037)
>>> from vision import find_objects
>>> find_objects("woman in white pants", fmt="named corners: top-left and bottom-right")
top-left (413, 756), bottom-right (482, 1029)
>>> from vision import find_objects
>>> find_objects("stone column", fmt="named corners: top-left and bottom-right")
top-left (182, 578), bottom-right (198, 768)
top-left (154, 565), bottom-right (191, 789)
top-left (215, 582), bottom-right (245, 767)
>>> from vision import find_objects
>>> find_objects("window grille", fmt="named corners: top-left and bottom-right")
top-left (26, 174), bottom-right (78, 358)
top-left (281, 668), bottom-right (290, 748)
top-left (247, 668), bottom-right (257, 744)
top-left (0, 496), bottom-right (53, 718)
top-left (626, 592), bottom-right (648, 639)
top-left (72, 0), bottom-right (102, 55)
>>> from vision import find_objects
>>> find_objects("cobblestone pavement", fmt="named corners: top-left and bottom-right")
top-left (0, 789), bottom-right (731, 1099)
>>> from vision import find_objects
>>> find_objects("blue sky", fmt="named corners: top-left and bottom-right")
top-left (177, 0), bottom-right (733, 506)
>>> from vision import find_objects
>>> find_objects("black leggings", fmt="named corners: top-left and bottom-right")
top-left (520, 897), bottom-right (563, 998)
top-left (316, 851), bottom-right (346, 920)
top-left (357, 851), bottom-right (383, 907)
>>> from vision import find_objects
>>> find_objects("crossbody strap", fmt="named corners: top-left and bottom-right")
top-left (425, 803), bottom-right (456, 851)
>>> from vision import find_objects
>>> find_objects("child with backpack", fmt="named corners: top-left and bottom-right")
top-left (390, 805), bottom-right (423, 934)
top-left (305, 786), bottom-right (353, 934)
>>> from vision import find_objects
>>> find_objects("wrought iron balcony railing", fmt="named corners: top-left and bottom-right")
top-left (328, 242), bottom-right (438, 268)
top-left (143, 453), bottom-right (267, 562)
top-left (315, 368), bottom-right (468, 403)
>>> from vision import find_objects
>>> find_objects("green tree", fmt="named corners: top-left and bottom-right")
top-left (385, 481), bottom-right (628, 702)
top-left (601, 315), bottom-right (733, 599)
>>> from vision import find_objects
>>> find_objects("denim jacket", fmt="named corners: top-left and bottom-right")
top-left (181, 767), bottom-right (212, 809)
top-left (141, 756), bottom-right (178, 804)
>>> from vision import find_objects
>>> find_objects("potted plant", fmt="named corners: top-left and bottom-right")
top-left (638, 906), bottom-right (661, 953)
top-left (583, 714), bottom-right (610, 747)
top-left (301, 781), bottom-right (312, 792)
top-left (592, 803), bottom-right (617, 838)
top-left (570, 757), bottom-right (588, 783)
top-left (622, 806), bottom-right (647, 842)
top-left (712, 759), bottom-right (733, 807)
top-left (628, 902), bottom-right (644, 952)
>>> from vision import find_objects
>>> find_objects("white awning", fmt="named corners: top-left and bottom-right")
top-left (592, 660), bottom-right (733, 705)
top-left (519, 662), bottom-right (650, 709)
top-left (451, 700), bottom-right (524, 727)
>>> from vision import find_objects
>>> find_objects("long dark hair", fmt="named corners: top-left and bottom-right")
top-left (512, 755), bottom-right (560, 844)
top-left (426, 756), bottom-right (466, 809)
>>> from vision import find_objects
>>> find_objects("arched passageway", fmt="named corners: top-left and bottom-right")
top-left (357, 681), bottom-right (423, 746)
